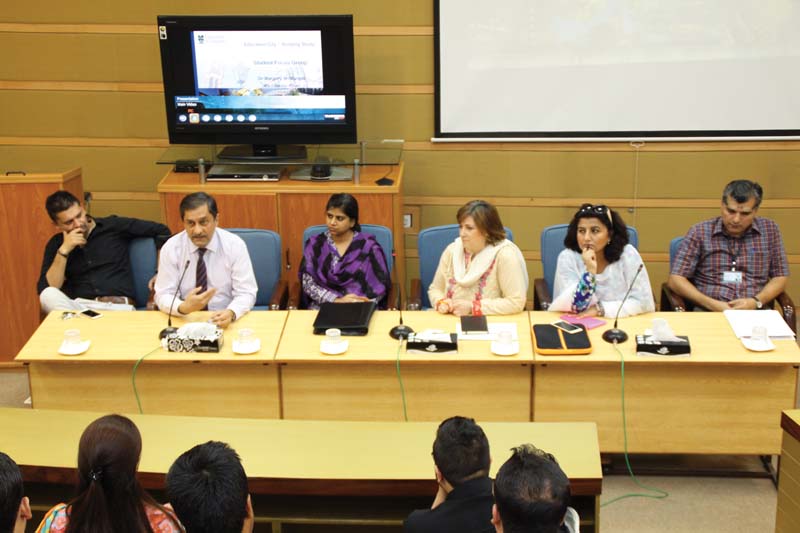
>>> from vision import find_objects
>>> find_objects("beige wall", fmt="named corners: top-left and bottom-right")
top-left (1, 1), bottom-right (798, 303)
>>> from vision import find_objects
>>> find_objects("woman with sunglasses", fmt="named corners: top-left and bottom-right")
top-left (550, 204), bottom-right (655, 317)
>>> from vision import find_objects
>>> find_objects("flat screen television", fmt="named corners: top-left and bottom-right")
top-left (157, 14), bottom-right (357, 160)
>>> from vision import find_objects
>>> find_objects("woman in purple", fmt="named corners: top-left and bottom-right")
top-left (299, 193), bottom-right (391, 309)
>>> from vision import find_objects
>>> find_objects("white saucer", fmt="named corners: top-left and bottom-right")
top-left (491, 341), bottom-right (519, 356)
top-left (58, 339), bottom-right (91, 356)
top-left (232, 338), bottom-right (261, 355)
top-left (320, 340), bottom-right (348, 355)
top-left (741, 337), bottom-right (775, 352)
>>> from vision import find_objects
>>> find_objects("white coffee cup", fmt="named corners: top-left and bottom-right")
top-left (326, 328), bottom-right (342, 343)
top-left (238, 328), bottom-right (254, 344)
top-left (64, 329), bottom-right (81, 345)
top-left (751, 325), bottom-right (768, 344)
top-left (497, 330), bottom-right (513, 345)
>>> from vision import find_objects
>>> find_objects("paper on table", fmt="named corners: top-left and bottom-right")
top-left (723, 309), bottom-right (795, 340)
top-left (456, 322), bottom-right (518, 341)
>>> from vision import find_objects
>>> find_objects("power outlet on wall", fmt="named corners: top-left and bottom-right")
top-left (403, 214), bottom-right (412, 229)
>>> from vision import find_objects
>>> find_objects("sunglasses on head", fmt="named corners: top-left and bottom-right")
top-left (577, 204), bottom-right (613, 226)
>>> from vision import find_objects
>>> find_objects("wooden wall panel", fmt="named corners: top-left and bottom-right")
top-left (2, 1), bottom-right (434, 25)
top-left (160, 192), bottom-right (278, 234)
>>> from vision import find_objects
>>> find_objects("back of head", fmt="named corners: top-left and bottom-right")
top-left (166, 441), bottom-right (249, 533)
top-left (67, 414), bottom-right (154, 533)
top-left (432, 416), bottom-right (491, 486)
top-left (0, 452), bottom-right (24, 533)
top-left (45, 191), bottom-right (80, 222)
top-left (456, 200), bottom-right (507, 245)
top-left (180, 192), bottom-right (218, 220)
top-left (493, 444), bottom-right (570, 533)
top-left (722, 179), bottom-right (763, 208)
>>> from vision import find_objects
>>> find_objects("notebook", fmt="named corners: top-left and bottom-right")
top-left (312, 301), bottom-right (377, 336)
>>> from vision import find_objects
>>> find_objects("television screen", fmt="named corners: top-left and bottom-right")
top-left (158, 15), bottom-right (357, 158)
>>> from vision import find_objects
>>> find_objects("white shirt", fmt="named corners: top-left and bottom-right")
top-left (155, 228), bottom-right (257, 320)
top-left (551, 244), bottom-right (655, 318)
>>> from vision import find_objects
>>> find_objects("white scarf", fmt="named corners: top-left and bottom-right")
top-left (451, 238), bottom-right (528, 289)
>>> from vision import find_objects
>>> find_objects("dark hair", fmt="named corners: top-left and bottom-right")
top-left (563, 204), bottom-right (629, 263)
top-left (166, 441), bottom-right (249, 533)
top-left (722, 180), bottom-right (763, 209)
top-left (45, 191), bottom-right (81, 222)
top-left (180, 192), bottom-right (219, 220)
top-left (432, 416), bottom-right (490, 486)
top-left (456, 200), bottom-right (507, 245)
top-left (326, 193), bottom-right (361, 231)
top-left (0, 452), bottom-right (24, 533)
top-left (493, 444), bottom-right (570, 533)
top-left (65, 414), bottom-right (177, 533)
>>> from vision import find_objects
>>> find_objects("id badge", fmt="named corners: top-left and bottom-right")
top-left (722, 270), bottom-right (743, 284)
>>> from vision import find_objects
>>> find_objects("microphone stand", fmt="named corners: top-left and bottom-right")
top-left (389, 249), bottom-right (414, 340)
top-left (601, 264), bottom-right (644, 344)
top-left (159, 259), bottom-right (191, 340)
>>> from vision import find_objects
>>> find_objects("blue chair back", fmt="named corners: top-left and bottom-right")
top-left (669, 236), bottom-right (684, 270)
top-left (228, 228), bottom-right (282, 308)
top-left (302, 224), bottom-right (394, 273)
top-left (540, 223), bottom-right (639, 297)
top-left (417, 224), bottom-right (514, 309)
top-left (129, 237), bottom-right (157, 309)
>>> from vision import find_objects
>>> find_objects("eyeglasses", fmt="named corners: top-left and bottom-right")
top-left (577, 204), bottom-right (613, 226)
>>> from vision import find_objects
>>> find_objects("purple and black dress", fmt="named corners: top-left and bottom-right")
top-left (299, 230), bottom-right (391, 309)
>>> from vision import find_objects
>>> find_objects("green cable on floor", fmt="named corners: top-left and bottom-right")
top-left (131, 345), bottom-right (165, 414)
top-left (395, 339), bottom-right (409, 422)
top-left (600, 342), bottom-right (669, 507)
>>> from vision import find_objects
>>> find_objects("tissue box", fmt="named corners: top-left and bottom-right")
top-left (635, 335), bottom-right (691, 356)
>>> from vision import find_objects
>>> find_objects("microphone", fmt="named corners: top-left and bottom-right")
top-left (389, 249), bottom-right (413, 340)
top-left (601, 263), bottom-right (644, 344)
top-left (159, 259), bottom-right (191, 340)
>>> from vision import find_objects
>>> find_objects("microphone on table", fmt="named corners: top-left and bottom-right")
top-left (388, 249), bottom-right (413, 340)
top-left (159, 259), bottom-right (191, 340)
top-left (601, 263), bottom-right (644, 344)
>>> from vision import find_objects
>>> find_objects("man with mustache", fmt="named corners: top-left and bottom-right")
top-left (668, 180), bottom-right (789, 312)
top-left (38, 191), bottom-right (170, 313)
top-left (154, 192), bottom-right (256, 328)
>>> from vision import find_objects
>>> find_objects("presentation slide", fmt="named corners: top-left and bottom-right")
top-left (437, 0), bottom-right (800, 138)
top-left (192, 30), bottom-right (324, 96)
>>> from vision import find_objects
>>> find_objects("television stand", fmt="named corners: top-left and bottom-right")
top-left (217, 144), bottom-right (307, 161)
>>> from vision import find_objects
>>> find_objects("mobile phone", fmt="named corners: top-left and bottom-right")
top-left (80, 309), bottom-right (103, 319)
top-left (551, 320), bottom-right (583, 334)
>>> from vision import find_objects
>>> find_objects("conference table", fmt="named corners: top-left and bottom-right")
top-left (16, 310), bottom-right (287, 418)
top-left (16, 309), bottom-right (800, 455)
top-left (530, 311), bottom-right (800, 455)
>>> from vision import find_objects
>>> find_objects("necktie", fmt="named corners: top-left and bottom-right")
top-left (196, 248), bottom-right (208, 294)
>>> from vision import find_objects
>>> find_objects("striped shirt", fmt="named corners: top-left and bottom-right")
top-left (670, 216), bottom-right (789, 302)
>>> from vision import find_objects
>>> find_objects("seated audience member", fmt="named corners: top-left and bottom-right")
top-left (299, 193), bottom-right (390, 309)
top-left (36, 414), bottom-right (181, 533)
top-left (0, 452), bottom-right (32, 533)
top-left (668, 179), bottom-right (789, 311)
top-left (166, 441), bottom-right (253, 533)
top-left (550, 204), bottom-right (654, 317)
top-left (492, 444), bottom-right (579, 533)
top-left (155, 192), bottom-right (257, 328)
top-left (404, 416), bottom-right (494, 533)
top-left (38, 191), bottom-right (170, 313)
top-left (429, 200), bottom-right (528, 316)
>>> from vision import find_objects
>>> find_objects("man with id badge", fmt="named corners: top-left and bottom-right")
top-left (667, 180), bottom-right (789, 312)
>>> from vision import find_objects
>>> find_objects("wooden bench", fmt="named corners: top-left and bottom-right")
top-left (0, 407), bottom-right (603, 532)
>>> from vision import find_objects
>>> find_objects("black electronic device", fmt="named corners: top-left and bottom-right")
top-left (159, 259), bottom-right (191, 340)
top-left (157, 15), bottom-right (357, 160)
top-left (310, 156), bottom-right (333, 178)
top-left (313, 301), bottom-right (377, 336)
top-left (601, 264), bottom-right (644, 344)
top-left (80, 309), bottom-right (103, 319)
top-left (460, 315), bottom-right (489, 334)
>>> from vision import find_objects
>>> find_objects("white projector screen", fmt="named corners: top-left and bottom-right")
top-left (435, 0), bottom-right (800, 141)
